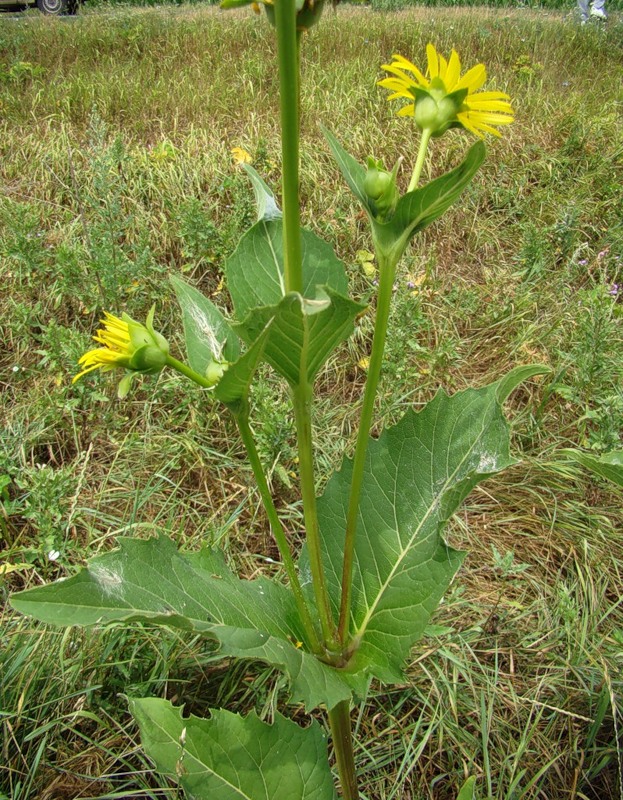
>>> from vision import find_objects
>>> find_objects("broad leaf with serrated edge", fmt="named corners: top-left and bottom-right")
top-left (236, 288), bottom-right (365, 387)
top-left (130, 698), bottom-right (336, 800)
top-left (10, 536), bottom-right (364, 710)
top-left (303, 366), bottom-right (547, 681)
top-left (171, 275), bottom-right (240, 376)
top-left (225, 218), bottom-right (349, 321)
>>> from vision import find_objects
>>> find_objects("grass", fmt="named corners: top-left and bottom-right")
top-left (1, 4), bottom-right (623, 799)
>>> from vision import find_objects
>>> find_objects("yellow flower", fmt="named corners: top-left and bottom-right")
top-left (379, 43), bottom-right (514, 138)
top-left (231, 146), bottom-right (253, 165)
top-left (73, 308), bottom-right (169, 393)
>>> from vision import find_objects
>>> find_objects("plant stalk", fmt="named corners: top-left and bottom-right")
top-left (293, 382), bottom-right (339, 648)
top-left (274, 0), bottom-right (337, 648)
top-left (165, 355), bottom-right (215, 389)
top-left (236, 410), bottom-right (323, 653)
top-left (274, 0), bottom-right (302, 294)
top-left (408, 128), bottom-right (432, 193)
top-left (166, 355), bottom-right (322, 653)
top-left (337, 252), bottom-right (396, 645)
top-left (328, 700), bottom-right (359, 800)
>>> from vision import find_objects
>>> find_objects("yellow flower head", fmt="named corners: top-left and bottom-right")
top-left (73, 308), bottom-right (169, 393)
top-left (379, 43), bottom-right (514, 138)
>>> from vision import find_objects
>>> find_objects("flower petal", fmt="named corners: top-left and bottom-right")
top-left (445, 49), bottom-right (461, 90)
top-left (426, 43), bottom-right (439, 79)
top-left (455, 62), bottom-right (486, 92)
top-left (467, 98), bottom-right (514, 113)
top-left (388, 54), bottom-right (428, 85)
top-left (467, 110), bottom-right (514, 125)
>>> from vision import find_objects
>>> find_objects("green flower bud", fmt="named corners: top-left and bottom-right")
top-left (363, 157), bottom-right (400, 222)
top-left (205, 358), bottom-right (230, 387)
top-left (294, 0), bottom-right (325, 31)
top-left (412, 85), bottom-right (468, 137)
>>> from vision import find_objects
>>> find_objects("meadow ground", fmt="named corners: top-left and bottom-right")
top-left (1, 4), bottom-right (623, 799)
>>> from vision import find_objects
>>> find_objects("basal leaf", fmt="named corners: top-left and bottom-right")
top-left (225, 219), bottom-right (349, 323)
top-left (10, 536), bottom-right (361, 710)
top-left (307, 368), bottom-right (540, 681)
top-left (130, 698), bottom-right (336, 800)
top-left (242, 163), bottom-right (282, 222)
top-left (171, 275), bottom-right (240, 376)
top-left (236, 287), bottom-right (365, 387)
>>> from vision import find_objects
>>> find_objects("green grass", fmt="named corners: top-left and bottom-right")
top-left (1, 5), bottom-right (623, 799)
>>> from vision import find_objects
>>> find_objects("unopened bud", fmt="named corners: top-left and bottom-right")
top-left (205, 358), bottom-right (230, 387)
top-left (413, 85), bottom-right (467, 137)
top-left (363, 157), bottom-right (400, 222)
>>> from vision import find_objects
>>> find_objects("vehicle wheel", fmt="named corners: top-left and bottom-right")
top-left (36, 0), bottom-right (77, 14)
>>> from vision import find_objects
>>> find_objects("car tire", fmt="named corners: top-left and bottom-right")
top-left (36, 0), bottom-right (77, 14)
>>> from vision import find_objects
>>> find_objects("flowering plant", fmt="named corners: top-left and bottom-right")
top-left (11, 9), bottom-right (556, 800)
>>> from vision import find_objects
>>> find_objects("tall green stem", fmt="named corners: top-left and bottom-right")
top-left (337, 253), bottom-right (396, 645)
top-left (165, 355), bottom-right (322, 653)
top-left (274, 0), bottom-right (337, 648)
top-left (274, 0), bottom-right (302, 294)
top-left (408, 128), bottom-right (432, 193)
top-left (328, 701), bottom-right (359, 800)
top-left (293, 382), bottom-right (339, 647)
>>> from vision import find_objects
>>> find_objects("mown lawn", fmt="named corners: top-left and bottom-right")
top-left (1, 5), bottom-right (622, 799)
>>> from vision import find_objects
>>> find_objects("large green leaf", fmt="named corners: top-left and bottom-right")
top-left (171, 275), bottom-right (240, 376)
top-left (306, 366), bottom-right (545, 681)
top-left (225, 218), bottom-right (349, 322)
top-left (10, 536), bottom-right (363, 710)
top-left (130, 698), bottom-right (336, 800)
top-left (323, 127), bottom-right (485, 260)
top-left (236, 287), bottom-right (365, 387)
top-left (559, 448), bottom-right (623, 487)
